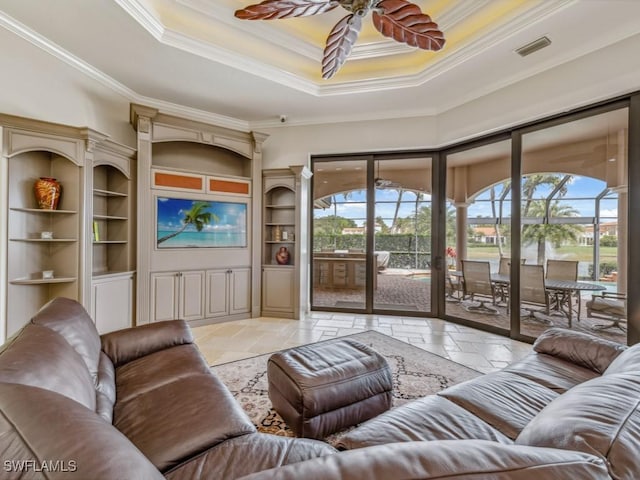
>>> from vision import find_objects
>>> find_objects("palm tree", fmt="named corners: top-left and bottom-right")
top-left (522, 174), bottom-right (568, 216)
top-left (490, 181), bottom-right (510, 258)
top-left (158, 201), bottom-right (218, 244)
top-left (521, 200), bottom-right (583, 265)
top-left (389, 188), bottom-right (404, 233)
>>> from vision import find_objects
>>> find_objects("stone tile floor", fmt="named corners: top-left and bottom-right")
top-left (193, 312), bottom-right (533, 374)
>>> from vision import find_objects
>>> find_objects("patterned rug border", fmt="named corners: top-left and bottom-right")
top-left (210, 329), bottom-right (481, 374)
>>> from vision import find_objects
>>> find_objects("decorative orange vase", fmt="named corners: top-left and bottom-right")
top-left (34, 177), bottom-right (62, 210)
top-left (275, 246), bottom-right (290, 265)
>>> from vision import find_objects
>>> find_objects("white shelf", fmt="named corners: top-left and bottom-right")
top-left (265, 240), bottom-right (296, 244)
top-left (265, 204), bottom-right (295, 209)
top-left (93, 214), bottom-right (127, 220)
top-left (10, 276), bottom-right (77, 285)
top-left (92, 270), bottom-right (134, 279)
top-left (93, 188), bottom-right (128, 197)
top-left (10, 207), bottom-right (77, 214)
top-left (10, 238), bottom-right (76, 243)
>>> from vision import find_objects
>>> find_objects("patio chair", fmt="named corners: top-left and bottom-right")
top-left (521, 264), bottom-right (551, 321)
top-left (495, 257), bottom-right (525, 306)
top-left (445, 270), bottom-right (463, 302)
top-left (461, 260), bottom-right (499, 314)
top-left (546, 259), bottom-right (580, 319)
top-left (587, 291), bottom-right (627, 332)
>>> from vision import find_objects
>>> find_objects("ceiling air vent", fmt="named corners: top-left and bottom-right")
top-left (516, 36), bottom-right (551, 57)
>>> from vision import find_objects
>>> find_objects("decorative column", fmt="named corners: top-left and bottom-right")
top-left (251, 132), bottom-right (269, 318)
top-left (130, 104), bottom-right (158, 325)
top-left (454, 203), bottom-right (469, 270)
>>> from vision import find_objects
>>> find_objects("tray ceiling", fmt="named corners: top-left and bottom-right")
top-left (0, 0), bottom-right (639, 128)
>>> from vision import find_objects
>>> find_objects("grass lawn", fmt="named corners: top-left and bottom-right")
top-left (466, 245), bottom-right (617, 264)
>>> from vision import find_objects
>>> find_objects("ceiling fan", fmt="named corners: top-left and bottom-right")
top-left (374, 161), bottom-right (401, 188)
top-left (235, 0), bottom-right (446, 79)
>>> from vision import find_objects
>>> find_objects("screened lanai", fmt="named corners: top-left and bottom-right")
top-left (311, 106), bottom-right (628, 344)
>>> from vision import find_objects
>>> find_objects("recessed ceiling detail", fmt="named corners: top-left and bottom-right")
top-left (115, 0), bottom-right (577, 95)
top-left (233, 0), bottom-right (445, 79)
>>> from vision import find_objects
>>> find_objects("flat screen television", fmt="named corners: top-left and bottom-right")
top-left (156, 197), bottom-right (247, 248)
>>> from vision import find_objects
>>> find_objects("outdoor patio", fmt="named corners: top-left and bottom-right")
top-left (312, 271), bottom-right (625, 344)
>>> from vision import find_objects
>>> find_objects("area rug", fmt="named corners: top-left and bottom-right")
top-left (211, 330), bottom-right (481, 444)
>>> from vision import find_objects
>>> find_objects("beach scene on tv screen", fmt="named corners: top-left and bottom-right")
top-left (157, 197), bottom-right (247, 248)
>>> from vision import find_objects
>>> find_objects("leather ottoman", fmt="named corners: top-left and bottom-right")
top-left (267, 338), bottom-right (393, 439)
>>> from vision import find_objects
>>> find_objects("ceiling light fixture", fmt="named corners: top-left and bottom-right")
top-left (235, 0), bottom-right (445, 79)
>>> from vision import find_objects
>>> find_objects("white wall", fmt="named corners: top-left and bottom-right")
top-left (1, 22), bottom-right (639, 175)
top-left (260, 33), bottom-right (640, 169)
top-left (259, 116), bottom-right (439, 169)
top-left (0, 27), bottom-right (134, 146)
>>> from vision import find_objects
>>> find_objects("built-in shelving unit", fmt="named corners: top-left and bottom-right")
top-left (0, 114), bottom-right (137, 339)
top-left (131, 103), bottom-right (267, 325)
top-left (89, 141), bottom-right (136, 334)
top-left (4, 135), bottom-right (84, 337)
top-left (262, 167), bottom-right (311, 319)
top-left (263, 195), bottom-right (296, 265)
top-left (92, 164), bottom-right (130, 275)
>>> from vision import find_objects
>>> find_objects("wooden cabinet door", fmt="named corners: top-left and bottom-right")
top-left (206, 270), bottom-right (229, 318)
top-left (262, 267), bottom-right (293, 313)
top-left (179, 270), bottom-right (205, 321)
top-left (230, 267), bottom-right (251, 315)
top-left (92, 273), bottom-right (133, 333)
top-left (151, 272), bottom-right (179, 322)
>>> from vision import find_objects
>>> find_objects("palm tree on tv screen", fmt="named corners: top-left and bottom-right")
top-left (157, 201), bottom-right (219, 244)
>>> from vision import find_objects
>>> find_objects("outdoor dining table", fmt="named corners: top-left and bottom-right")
top-left (450, 271), bottom-right (606, 324)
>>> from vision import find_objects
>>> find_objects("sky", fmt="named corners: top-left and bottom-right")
top-left (315, 175), bottom-right (619, 227)
top-left (157, 197), bottom-right (247, 232)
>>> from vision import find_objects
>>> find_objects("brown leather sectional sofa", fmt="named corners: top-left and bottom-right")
top-left (242, 328), bottom-right (640, 480)
top-left (0, 298), bottom-right (335, 479)
top-left (2, 297), bottom-right (639, 479)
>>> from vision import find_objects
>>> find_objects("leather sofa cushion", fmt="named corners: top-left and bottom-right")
top-left (101, 319), bottom-right (194, 368)
top-left (115, 344), bottom-right (210, 403)
top-left (604, 343), bottom-right (640, 375)
top-left (439, 371), bottom-right (558, 440)
top-left (532, 327), bottom-right (625, 374)
top-left (0, 383), bottom-right (163, 480)
top-left (114, 373), bottom-right (256, 472)
top-left (337, 394), bottom-right (512, 450)
top-left (238, 440), bottom-right (610, 480)
top-left (165, 433), bottom-right (336, 480)
top-left (516, 372), bottom-right (640, 480)
top-left (0, 324), bottom-right (96, 411)
top-left (503, 352), bottom-right (599, 393)
top-left (31, 297), bottom-right (102, 380)
top-left (96, 351), bottom-right (116, 423)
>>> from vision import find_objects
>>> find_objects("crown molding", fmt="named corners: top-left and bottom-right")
top-left (0, 10), bottom-right (251, 132)
top-left (114, 0), bottom-right (165, 41)
top-left (116, 0), bottom-right (580, 97)
top-left (176, 0), bottom-right (322, 61)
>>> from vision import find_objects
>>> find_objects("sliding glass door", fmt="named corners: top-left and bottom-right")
top-left (373, 158), bottom-right (432, 313)
top-left (519, 107), bottom-right (629, 343)
top-left (311, 156), bottom-right (434, 315)
top-left (311, 159), bottom-right (368, 310)
top-left (443, 139), bottom-right (512, 333)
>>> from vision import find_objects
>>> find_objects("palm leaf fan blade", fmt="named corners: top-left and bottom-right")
top-left (373, 0), bottom-right (445, 51)
top-left (322, 14), bottom-right (363, 79)
top-left (235, 0), bottom-right (339, 20)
